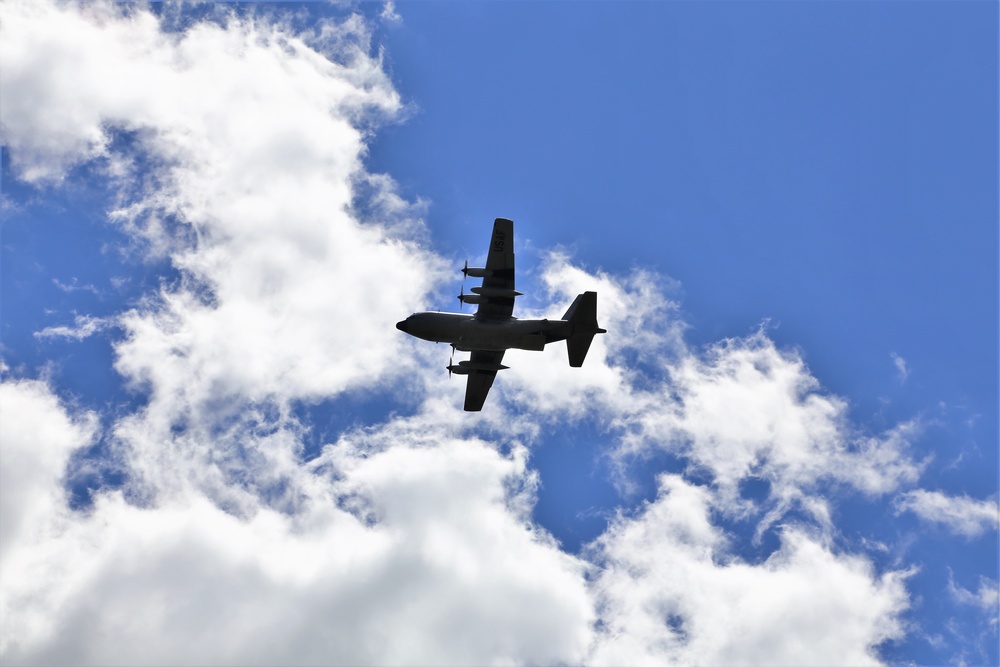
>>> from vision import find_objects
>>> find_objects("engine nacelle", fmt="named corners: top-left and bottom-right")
top-left (458, 293), bottom-right (485, 305)
top-left (447, 360), bottom-right (509, 374)
top-left (462, 266), bottom-right (488, 278)
top-left (471, 286), bottom-right (523, 298)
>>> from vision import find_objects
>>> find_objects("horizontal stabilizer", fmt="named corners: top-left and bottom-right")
top-left (562, 291), bottom-right (606, 367)
top-left (567, 333), bottom-right (597, 367)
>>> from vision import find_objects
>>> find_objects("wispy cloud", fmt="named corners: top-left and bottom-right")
top-left (34, 314), bottom-right (111, 341)
top-left (891, 352), bottom-right (910, 383)
top-left (948, 572), bottom-right (999, 614)
top-left (895, 489), bottom-right (999, 538)
top-left (52, 278), bottom-right (101, 295)
top-left (380, 1), bottom-right (402, 25)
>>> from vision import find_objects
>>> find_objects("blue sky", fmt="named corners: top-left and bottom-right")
top-left (1, 2), bottom-right (996, 665)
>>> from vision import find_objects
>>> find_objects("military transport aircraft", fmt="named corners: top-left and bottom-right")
top-left (396, 218), bottom-right (607, 411)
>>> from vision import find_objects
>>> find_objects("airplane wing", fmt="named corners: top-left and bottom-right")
top-left (474, 218), bottom-right (517, 321)
top-left (463, 349), bottom-right (506, 411)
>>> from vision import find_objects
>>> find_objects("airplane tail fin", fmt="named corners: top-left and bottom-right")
top-left (562, 291), bottom-right (607, 367)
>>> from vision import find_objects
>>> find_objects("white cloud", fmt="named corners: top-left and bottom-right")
top-left (492, 259), bottom-right (923, 537)
top-left (588, 474), bottom-right (911, 666)
top-left (896, 489), bottom-right (999, 538)
top-left (612, 330), bottom-right (923, 532)
top-left (891, 352), bottom-right (910, 383)
top-left (0, 378), bottom-right (96, 560)
top-left (948, 572), bottom-right (999, 615)
top-left (500, 253), bottom-right (683, 419)
top-left (3, 0), bottom-right (449, 416)
top-left (0, 4), bottom-right (592, 664)
top-left (34, 315), bottom-right (111, 341)
top-left (0, 0), bottom-right (454, 526)
top-left (0, 416), bottom-right (594, 665)
top-left (0, 378), bottom-right (592, 665)
top-left (946, 571), bottom-right (999, 659)
top-left (0, 369), bottom-right (920, 665)
top-left (0, 2), bottom-right (934, 665)
top-left (52, 278), bottom-right (101, 295)
top-left (380, 1), bottom-right (403, 26)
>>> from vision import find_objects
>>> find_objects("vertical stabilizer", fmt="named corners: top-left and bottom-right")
top-left (562, 291), bottom-right (607, 367)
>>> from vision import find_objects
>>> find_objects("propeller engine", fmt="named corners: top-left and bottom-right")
top-left (462, 260), bottom-right (488, 279)
top-left (457, 285), bottom-right (484, 306)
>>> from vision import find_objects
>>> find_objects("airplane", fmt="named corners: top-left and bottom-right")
top-left (396, 218), bottom-right (607, 411)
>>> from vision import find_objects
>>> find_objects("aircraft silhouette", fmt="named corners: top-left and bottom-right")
top-left (396, 218), bottom-right (606, 411)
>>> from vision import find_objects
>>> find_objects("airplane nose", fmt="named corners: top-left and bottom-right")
top-left (396, 319), bottom-right (408, 332)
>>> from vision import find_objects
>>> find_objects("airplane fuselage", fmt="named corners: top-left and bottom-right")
top-left (396, 312), bottom-right (573, 353)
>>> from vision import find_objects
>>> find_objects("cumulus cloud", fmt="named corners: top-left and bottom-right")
top-left (0, 378), bottom-right (96, 559)
top-left (0, 3), bottom-right (590, 664)
top-left (604, 328), bottom-right (924, 543)
top-left (588, 474), bottom-right (911, 666)
top-left (895, 489), bottom-right (999, 538)
top-left (0, 1), bottom-right (925, 665)
top-left (2, 0), bottom-right (449, 494)
top-left (501, 260), bottom-right (924, 538)
top-left (0, 391), bottom-right (593, 665)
